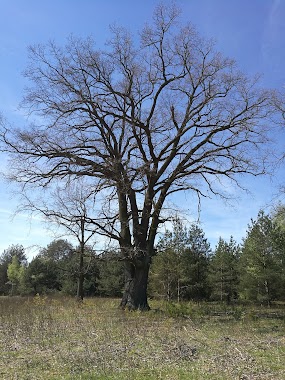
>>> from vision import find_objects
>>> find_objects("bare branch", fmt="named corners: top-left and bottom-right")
top-left (0, 3), bottom-right (282, 309)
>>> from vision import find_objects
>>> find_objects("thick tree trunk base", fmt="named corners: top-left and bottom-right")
top-left (120, 297), bottom-right (150, 311)
top-left (120, 262), bottom-right (150, 311)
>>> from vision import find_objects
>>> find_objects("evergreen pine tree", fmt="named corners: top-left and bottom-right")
top-left (239, 211), bottom-right (285, 304)
top-left (150, 219), bottom-right (210, 301)
top-left (181, 224), bottom-right (211, 300)
top-left (208, 237), bottom-right (240, 303)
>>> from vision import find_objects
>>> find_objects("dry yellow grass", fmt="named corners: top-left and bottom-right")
top-left (0, 296), bottom-right (285, 379)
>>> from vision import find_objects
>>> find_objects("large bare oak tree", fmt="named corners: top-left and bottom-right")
top-left (0, 4), bottom-right (280, 309)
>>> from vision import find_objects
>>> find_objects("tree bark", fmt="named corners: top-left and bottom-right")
top-left (120, 258), bottom-right (150, 310)
top-left (77, 249), bottom-right (84, 301)
top-left (77, 273), bottom-right (84, 301)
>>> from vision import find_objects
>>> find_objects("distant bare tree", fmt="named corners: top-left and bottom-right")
top-left (0, 4), bottom-right (281, 309)
top-left (18, 180), bottom-right (99, 300)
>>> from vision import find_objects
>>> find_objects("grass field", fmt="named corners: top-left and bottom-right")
top-left (0, 296), bottom-right (285, 379)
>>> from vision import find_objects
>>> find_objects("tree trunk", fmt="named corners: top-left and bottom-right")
top-left (120, 259), bottom-right (150, 310)
top-left (77, 251), bottom-right (84, 301)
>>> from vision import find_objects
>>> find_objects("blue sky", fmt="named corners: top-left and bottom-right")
top-left (0, 0), bottom-right (285, 258)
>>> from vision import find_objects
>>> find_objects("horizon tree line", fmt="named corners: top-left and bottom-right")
top-left (1, 207), bottom-right (285, 306)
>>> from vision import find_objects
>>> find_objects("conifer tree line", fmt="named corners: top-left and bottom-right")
top-left (1, 205), bottom-right (285, 305)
